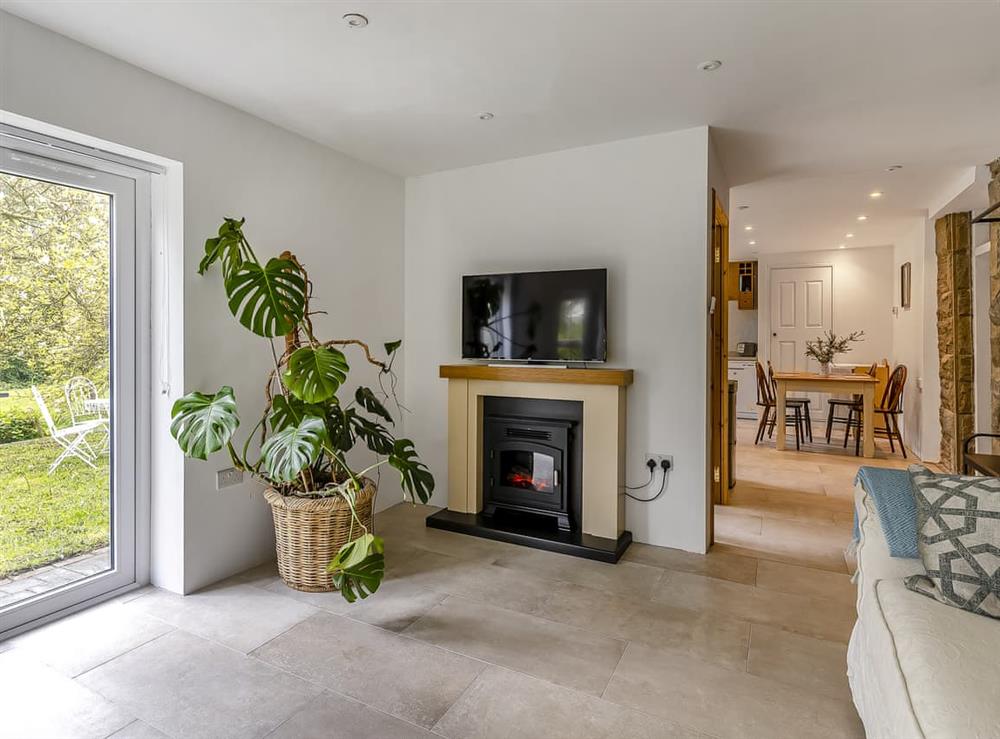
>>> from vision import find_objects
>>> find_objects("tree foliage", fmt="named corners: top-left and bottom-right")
top-left (0, 174), bottom-right (110, 389)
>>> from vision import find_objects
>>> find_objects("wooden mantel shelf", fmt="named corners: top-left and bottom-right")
top-left (439, 364), bottom-right (633, 387)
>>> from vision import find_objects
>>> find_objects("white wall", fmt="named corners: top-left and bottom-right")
top-left (757, 246), bottom-right (895, 367)
top-left (891, 218), bottom-right (929, 457)
top-left (728, 306), bottom-right (758, 352)
top-left (404, 127), bottom-right (713, 553)
top-left (1, 12), bottom-right (406, 592)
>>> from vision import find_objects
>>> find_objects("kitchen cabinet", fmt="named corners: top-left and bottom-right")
top-left (728, 260), bottom-right (757, 310)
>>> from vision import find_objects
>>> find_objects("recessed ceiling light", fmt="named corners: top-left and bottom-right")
top-left (698, 60), bottom-right (723, 72)
top-left (342, 12), bottom-right (368, 28)
top-left (744, 225), bottom-right (753, 231)
top-left (857, 215), bottom-right (868, 221)
top-left (845, 233), bottom-right (854, 238)
top-left (886, 165), bottom-right (903, 172)
top-left (478, 112), bottom-right (495, 121)
top-left (869, 191), bottom-right (883, 199)
top-left (748, 240), bottom-right (756, 245)
top-left (839, 244), bottom-right (846, 249)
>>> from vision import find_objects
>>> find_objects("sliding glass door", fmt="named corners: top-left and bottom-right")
top-left (0, 133), bottom-right (148, 635)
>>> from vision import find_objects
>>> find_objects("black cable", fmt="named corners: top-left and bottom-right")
top-left (625, 465), bottom-right (669, 502)
top-left (622, 465), bottom-right (655, 491)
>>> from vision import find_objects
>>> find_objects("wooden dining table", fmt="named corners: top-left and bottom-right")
top-left (773, 371), bottom-right (879, 458)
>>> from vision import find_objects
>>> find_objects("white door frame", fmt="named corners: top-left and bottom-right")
top-left (0, 133), bottom-right (152, 638)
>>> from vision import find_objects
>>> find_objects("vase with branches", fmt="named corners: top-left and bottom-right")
top-left (169, 218), bottom-right (433, 602)
top-left (804, 329), bottom-right (865, 374)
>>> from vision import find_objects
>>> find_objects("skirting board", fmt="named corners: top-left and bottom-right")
top-left (425, 509), bottom-right (632, 563)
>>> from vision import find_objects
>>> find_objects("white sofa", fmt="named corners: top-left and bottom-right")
top-left (848, 481), bottom-right (1000, 738)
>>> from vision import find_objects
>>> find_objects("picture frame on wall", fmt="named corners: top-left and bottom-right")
top-left (901, 261), bottom-right (912, 309)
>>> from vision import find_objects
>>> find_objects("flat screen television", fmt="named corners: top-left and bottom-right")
top-left (461, 268), bottom-right (608, 362)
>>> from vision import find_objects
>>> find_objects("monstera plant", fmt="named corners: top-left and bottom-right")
top-left (170, 218), bottom-right (433, 601)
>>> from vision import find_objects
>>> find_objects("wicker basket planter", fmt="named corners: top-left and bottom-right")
top-left (263, 478), bottom-right (376, 592)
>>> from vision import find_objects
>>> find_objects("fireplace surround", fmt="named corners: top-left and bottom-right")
top-left (429, 364), bottom-right (633, 561)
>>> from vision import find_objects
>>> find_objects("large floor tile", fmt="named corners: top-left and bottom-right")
top-left (341, 578), bottom-right (447, 632)
top-left (253, 611), bottom-right (483, 728)
top-left (269, 691), bottom-right (435, 738)
top-left (623, 542), bottom-right (758, 585)
top-left (603, 642), bottom-right (864, 738)
top-left (108, 720), bottom-right (171, 738)
top-left (0, 649), bottom-right (134, 738)
top-left (714, 507), bottom-right (763, 538)
top-left (491, 546), bottom-right (663, 598)
top-left (434, 664), bottom-right (709, 739)
top-left (754, 559), bottom-right (856, 604)
top-left (652, 569), bottom-right (856, 643)
top-left (78, 630), bottom-right (321, 739)
top-left (390, 548), bottom-right (555, 613)
top-left (10, 599), bottom-right (174, 677)
top-left (127, 581), bottom-right (317, 652)
top-left (747, 624), bottom-right (852, 702)
top-left (530, 580), bottom-right (751, 671)
top-left (404, 595), bottom-right (625, 695)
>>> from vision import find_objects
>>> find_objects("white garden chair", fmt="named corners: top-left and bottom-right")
top-left (65, 376), bottom-right (104, 423)
top-left (32, 386), bottom-right (107, 473)
top-left (65, 376), bottom-right (110, 453)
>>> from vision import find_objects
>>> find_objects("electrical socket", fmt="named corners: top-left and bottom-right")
top-left (646, 453), bottom-right (674, 472)
top-left (216, 467), bottom-right (244, 489)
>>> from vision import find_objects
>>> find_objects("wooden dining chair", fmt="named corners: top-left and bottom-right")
top-left (825, 362), bottom-right (876, 443)
top-left (767, 361), bottom-right (812, 442)
top-left (845, 364), bottom-right (908, 457)
top-left (754, 361), bottom-right (804, 450)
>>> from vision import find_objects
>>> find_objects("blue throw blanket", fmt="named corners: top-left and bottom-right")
top-left (853, 466), bottom-right (918, 559)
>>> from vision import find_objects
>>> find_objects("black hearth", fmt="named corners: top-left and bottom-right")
top-left (482, 396), bottom-right (582, 532)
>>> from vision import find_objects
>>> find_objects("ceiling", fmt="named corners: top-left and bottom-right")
top-left (3, 0), bottom-right (998, 254)
top-left (727, 165), bottom-right (981, 258)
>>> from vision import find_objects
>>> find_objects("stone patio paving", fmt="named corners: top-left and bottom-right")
top-left (0, 548), bottom-right (110, 608)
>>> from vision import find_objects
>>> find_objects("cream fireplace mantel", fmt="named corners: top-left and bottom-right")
top-left (438, 364), bottom-right (633, 543)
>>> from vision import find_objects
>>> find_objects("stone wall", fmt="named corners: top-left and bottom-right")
top-left (936, 211), bottom-right (974, 471)
top-left (989, 159), bottom-right (1000, 453)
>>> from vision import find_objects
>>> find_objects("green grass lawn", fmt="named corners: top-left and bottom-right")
top-left (0, 437), bottom-right (110, 578)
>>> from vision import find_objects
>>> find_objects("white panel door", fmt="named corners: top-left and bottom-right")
top-left (769, 266), bottom-right (833, 415)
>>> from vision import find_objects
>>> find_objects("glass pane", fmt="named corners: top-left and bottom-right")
top-left (0, 172), bottom-right (112, 610)
top-left (500, 449), bottom-right (555, 492)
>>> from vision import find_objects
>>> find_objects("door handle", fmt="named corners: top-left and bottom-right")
top-left (772, 332), bottom-right (777, 337)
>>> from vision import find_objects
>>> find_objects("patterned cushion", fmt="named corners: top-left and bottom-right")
top-left (904, 465), bottom-right (1000, 618)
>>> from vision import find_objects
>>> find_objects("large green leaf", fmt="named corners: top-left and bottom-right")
top-left (355, 386), bottom-right (393, 425)
top-left (260, 415), bottom-right (326, 483)
top-left (269, 394), bottom-right (326, 433)
top-left (351, 414), bottom-right (395, 455)
top-left (327, 533), bottom-right (385, 603)
top-left (326, 407), bottom-right (357, 452)
top-left (283, 346), bottom-right (349, 403)
top-left (224, 257), bottom-right (306, 337)
top-left (389, 439), bottom-right (434, 504)
top-left (384, 339), bottom-right (402, 356)
top-left (169, 386), bottom-right (240, 461)
top-left (198, 217), bottom-right (245, 277)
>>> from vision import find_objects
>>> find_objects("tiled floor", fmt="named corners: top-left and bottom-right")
top-left (0, 416), bottom-right (923, 738)
top-left (1, 482), bottom-right (875, 739)
top-left (716, 418), bottom-right (912, 574)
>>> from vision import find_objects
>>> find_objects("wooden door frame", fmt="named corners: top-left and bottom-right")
top-left (707, 189), bottom-right (730, 547)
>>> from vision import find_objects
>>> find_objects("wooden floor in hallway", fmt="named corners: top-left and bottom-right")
top-left (715, 418), bottom-right (913, 574)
